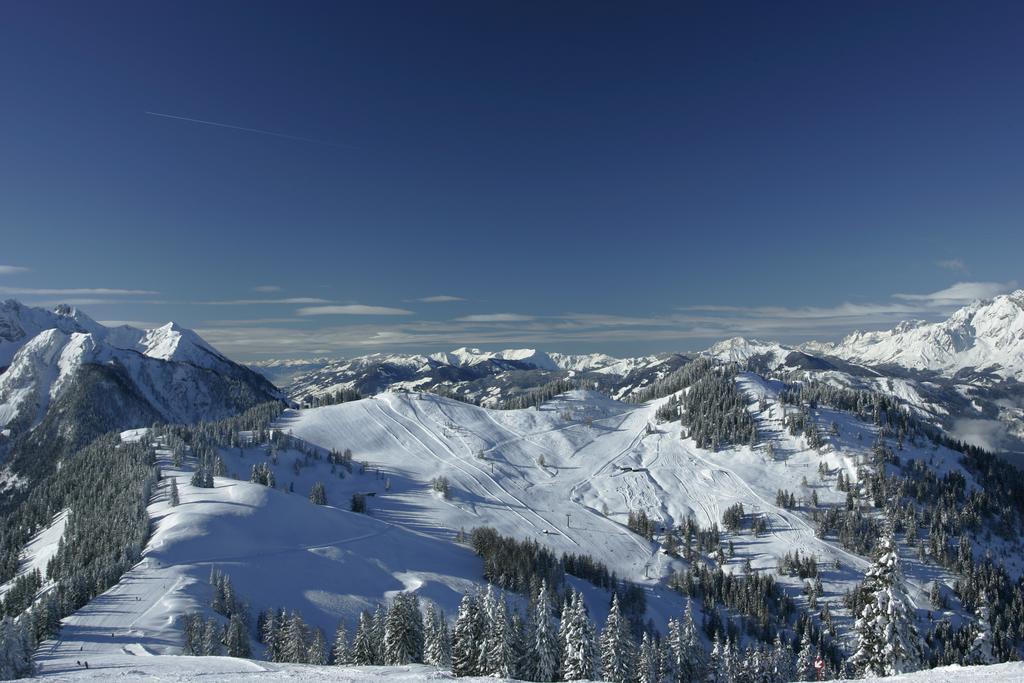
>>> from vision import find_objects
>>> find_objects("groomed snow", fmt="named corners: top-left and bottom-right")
top-left (30, 388), bottom-right (1017, 679)
top-left (34, 654), bottom-right (1024, 681)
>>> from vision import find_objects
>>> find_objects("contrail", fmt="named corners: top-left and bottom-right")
top-left (144, 111), bottom-right (352, 148)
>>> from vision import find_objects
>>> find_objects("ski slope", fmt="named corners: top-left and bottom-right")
top-left (31, 386), bottom-right (996, 676)
top-left (278, 388), bottom-right (974, 628)
top-left (34, 441), bottom-right (489, 675)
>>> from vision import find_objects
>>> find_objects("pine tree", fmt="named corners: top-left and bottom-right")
top-left (796, 630), bottom-right (816, 681)
top-left (722, 638), bottom-right (739, 683)
top-left (372, 603), bottom-right (387, 664)
top-left (708, 633), bottom-right (725, 683)
top-left (281, 611), bottom-right (310, 663)
top-left (353, 611), bottom-right (377, 665)
top-left (477, 585), bottom-right (500, 674)
top-left (331, 620), bottom-right (351, 665)
top-left (169, 477), bottom-right (180, 506)
top-left (850, 530), bottom-right (922, 676)
top-left (637, 632), bottom-right (659, 683)
top-left (600, 593), bottom-right (634, 683)
top-left (261, 609), bottom-right (280, 662)
top-left (308, 628), bottom-right (328, 665)
top-left (0, 616), bottom-right (35, 680)
top-left (967, 593), bottom-right (995, 665)
top-left (201, 617), bottom-right (221, 656)
top-left (772, 633), bottom-right (795, 683)
top-left (485, 594), bottom-right (516, 677)
top-left (452, 593), bottom-right (481, 676)
top-left (676, 600), bottom-right (705, 682)
top-left (423, 604), bottom-right (452, 668)
top-left (511, 610), bottom-right (529, 680)
top-left (226, 614), bottom-right (251, 658)
top-left (560, 592), bottom-right (595, 681)
top-left (309, 481), bottom-right (327, 505)
top-left (383, 592), bottom-right (424, 665)
top-left (530, 580), bottom-right (560, 682)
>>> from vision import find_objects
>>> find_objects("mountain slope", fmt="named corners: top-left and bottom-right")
top-left (0, 301), bottom-right (283, 484)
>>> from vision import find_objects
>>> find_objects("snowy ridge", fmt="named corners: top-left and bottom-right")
top-left (0, 301), bottom-right (282, 436)
top-left (811, 290), bottom-right (1024, 379)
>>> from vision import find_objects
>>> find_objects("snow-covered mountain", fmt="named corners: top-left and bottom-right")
top-left (0, 300), bottom-right (282, 481)
top-left (19, 385), bottom-right (1024, 680)
top-left (808, 290), bottom-right (1024, 380)
top-left (278, 346), bottom-right (686, 407)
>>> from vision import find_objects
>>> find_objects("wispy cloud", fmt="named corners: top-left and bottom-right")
top-left (29, 298), bottom-right (162, 307)
top-left (935, 259), bottom-right (968, 274)
top-left (0, 265), bottom-right (29, 275)
top-left (0, 287), bottom-right (158, 296)
top-left (297, 305), bottom-right (413, 316)
top-left (414, 295), bottom-right (466, 303)
top-left (203, 317), bottom-right (302, 326)
top-left (198, 297), bottom-right (331, 306)
top-left (456, 313), bottom-right (533, 322)
top-left (893, 281), bottom-right (1016, 306)
top-left (252, 285), bottom-right (282, 293)
top-left (196, 281), bottom-right (1022, 360)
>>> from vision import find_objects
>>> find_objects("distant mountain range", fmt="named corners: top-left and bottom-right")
top-left (3, 289), bottom-right (1023, 486)
top-left (249, 290), bottom-right (1024, 460)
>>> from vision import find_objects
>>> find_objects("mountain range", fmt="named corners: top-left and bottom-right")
top-left (247, 290), bottom-right (1024, 461)
top-left (2, 292), bottom-right (1024, 679)
top-left (0, 299), bottom-right (281, 484)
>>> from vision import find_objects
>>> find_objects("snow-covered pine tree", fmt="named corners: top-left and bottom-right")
top-left (560, 591), bottom-right (595, 680)
top-left (530, 580), bottom-right (560, 682)
top-left (309, 481), bottom-right (327, 505)
top-left (452, 593), bottom-right (481, 676)
top-left (371, 603), bottom-right (387, 664)
top-left (485, 593), bottom-right (516, 677)
top-left (665, 617), bottom-right (683, 682)
top-left (600, 593), bottom-right (635, 683)
top-left (771, 633), bottom-right (795, 683)
top-left (308, 628), bottom-right (328, 665)
top-left (181, 613), bottom-right (202, 656)
top-left (331, 619), bottom-right (350, 665)
top-left (0, 616), bottom-right (35, 680)
top-left (423, 604), bottom-right (452, 668)
top-left (353, 611), bottom-right (376, 665)
top-left (281, 611), bottom-right (310, 663)
top-left (261, 609), bottom-right (281, 662)
top-left (850, 530), bottom-right (922, 676)
top-left (477, 585), bottom-right (500, 674)
top-left (169, 477), bottom-right (179, 506)
top-left (637, 632), bottom-right (659, 683)
top-left (383, 592), bottom-right (425, 665)
top-left (708, 633), bottom-right (725, 683)
top-left (967, 592), bottom-right (995, 665)
top-left (722, 638), bottom-right (739, 683)
top-left (225, 614), bottom-right (251, 658)
top-left (796, 630), bottom-right (816, 681)
top-left (201, 617), bottom-right (221, 656)
top-left (678, 600), bottom-right (705, 682)
top-left (511, 609), bottom-right (529, 680)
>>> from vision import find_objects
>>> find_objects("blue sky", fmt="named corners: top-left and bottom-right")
top-left (1, 1), bottom-right (1022, 360)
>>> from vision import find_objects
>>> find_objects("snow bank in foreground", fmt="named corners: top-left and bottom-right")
top-left (845, 662), bottom-right (1024, 682)
top-left (34, 657), bottom-right (1024, 682)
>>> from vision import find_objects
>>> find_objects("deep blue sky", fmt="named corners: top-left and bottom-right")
top-left (1, 1), bottom-right (1022, 359)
